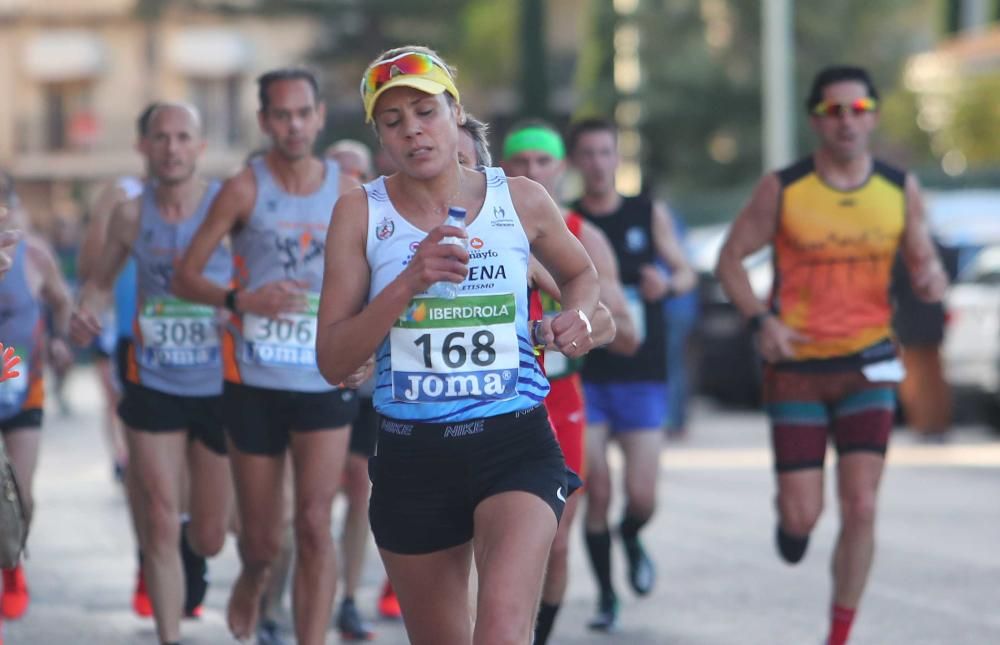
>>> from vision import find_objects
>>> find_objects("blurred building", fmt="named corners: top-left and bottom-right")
top-left (0, 0), bottom-right (319, 227)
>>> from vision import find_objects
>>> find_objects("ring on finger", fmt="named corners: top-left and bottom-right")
top-left (570, 340), bottom-right (579, 349)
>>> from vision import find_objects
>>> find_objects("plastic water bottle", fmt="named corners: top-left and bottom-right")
top-left (427, 206), bottom-right (468, 300)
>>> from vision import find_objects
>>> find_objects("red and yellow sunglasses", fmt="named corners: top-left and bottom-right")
top-left (360, 52), bottom-right (452, 98)
top-left (811, 97), bottom-right (878, 118)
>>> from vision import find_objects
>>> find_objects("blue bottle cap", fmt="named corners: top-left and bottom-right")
top-left (447, 206), bottom-right (467, 219)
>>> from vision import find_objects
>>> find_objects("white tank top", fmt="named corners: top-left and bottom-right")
top-left (364, 167), bottom-right (549, 422)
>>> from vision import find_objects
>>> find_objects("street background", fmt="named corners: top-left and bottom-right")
top-left (5, 368), bottom-right (998, 644)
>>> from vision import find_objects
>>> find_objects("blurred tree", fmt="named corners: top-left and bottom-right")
top-left (949, 75), bottom-right (1000, 164)
top-left (574, 0), bottom-right (943, 223)
top-left (249, 0), bottom-right (520, 148)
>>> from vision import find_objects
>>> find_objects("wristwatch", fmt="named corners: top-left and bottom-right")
top-left (224, 289), bottom-right (241, 314)
top-left (747, 311), bottom-right (772, 333)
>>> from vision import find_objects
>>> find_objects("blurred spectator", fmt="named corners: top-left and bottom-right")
top-left (326, 139), bottom-right (374, 182)
top-left (891, 244), bottom-right (958, 438)
top-left (662, 214), bottom-right (700, 439)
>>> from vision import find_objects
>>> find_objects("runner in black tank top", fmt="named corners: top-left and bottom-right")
top-left (567, 118), bottom-right (697, 632)
top-left (574, 195), bottom-right (666, 383)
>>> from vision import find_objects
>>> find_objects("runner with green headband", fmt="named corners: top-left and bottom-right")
top-left (501, 118), bottom-right (638, 643)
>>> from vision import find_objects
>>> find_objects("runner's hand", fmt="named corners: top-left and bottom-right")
top-left (69, 306), bottom-right (102, 347)
top-left (401, 225), bottom-right (468, 296)
top-left (0, 343), bottom-right (20, 382)
top-left (551, 309), bottom-right (593, 359)
top-left (638, 264), bottom-right (671, 301)
top-left (343, 355), bottom-right (374, 389)
top-left (756, 315), bottom-right (809, 363)
top-left (238, 280), bottom-right (309, 318)
top-left (911, 261), bottom-right (948, 303)
top-left (49, 338), bottom-right (74, 372)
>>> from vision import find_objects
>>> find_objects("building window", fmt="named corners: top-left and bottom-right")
top-left (43, 82), bottom-right (98, 151)
top-left (190, 76), bottom-right (242, 147)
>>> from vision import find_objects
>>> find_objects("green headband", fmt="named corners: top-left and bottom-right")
top-left (502, 126), bottom-right (565, 161)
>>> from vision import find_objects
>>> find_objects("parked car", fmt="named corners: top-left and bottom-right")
top-left (928, 190), bottom-right (1000, 427)
top-left (687, 224), bottom-right (770, 406)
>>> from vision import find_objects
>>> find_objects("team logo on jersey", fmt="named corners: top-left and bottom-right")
top-left (376, 217), bottom-right (395, 240)
top-left (491, 206), bottom-right (515, 228)
top-left (470, 237), bottom-right (484, 249)
top-left (625, 226), bottom-right (648, 253)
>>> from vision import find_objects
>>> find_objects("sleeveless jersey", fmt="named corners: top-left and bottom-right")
top-left (225, 156), bottom-right (340, 392)
top-left (773, 157), bottom-right (905, 361)
top-left (575, 196), bottom-right (667, 382)
top-left (0, 241), bottom-right (45, 419)
top-left (114, 176), bottom-right (144, 341)
top-left (128, 182), bottom-right (231, 396)
top-left (365, 166), bottom-right (549, 422)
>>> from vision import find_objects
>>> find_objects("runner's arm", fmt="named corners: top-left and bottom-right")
top-left (77, 199), bottom-right (139, 315)
top-left (715, 174), bottom-right (781, 320)
top-left (900, 173), bottom-right (947, 303)
top-left (78, 180), bottom-right (125, 282)
top-left (651, 202), bottom-right (697, 296)
top-left (173, 171), bottom-right (253, 308)
top-left (29, 235), bottom-right (73, 339)
top-left (71, 199), bottom-right (139, 346)
top-left (513, 177), bottom-right (599, 358)
top-left (579, 219), bottom-right (638, 356)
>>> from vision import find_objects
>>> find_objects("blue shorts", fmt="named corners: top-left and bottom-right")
top-left (583, 381), bottom-right (667, 433)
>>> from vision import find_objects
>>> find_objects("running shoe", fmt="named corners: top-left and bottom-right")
top-left (1, 566), bottom-right (29, 619)
top-left (256, 618), bottom-right (287, 645)
top-left (377, 580), bottom-right (401, 620)
top-left (623, 535), bottom-right (656, 596)
top-left (132, 567), bottom-right (153, 618)
top-left (337, 598), bottom-right (375, 640)
top-left (587, 591), bottom-right (619, 632)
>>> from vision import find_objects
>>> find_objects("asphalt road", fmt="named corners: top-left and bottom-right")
top-left (4, 368), bottom-right (999, 644)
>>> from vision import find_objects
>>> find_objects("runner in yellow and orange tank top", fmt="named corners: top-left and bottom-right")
top-left (716, 66), bottom-right (948, 645)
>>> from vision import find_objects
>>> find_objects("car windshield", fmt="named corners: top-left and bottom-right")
top-left (959, 245), bottom-right (1000, 285)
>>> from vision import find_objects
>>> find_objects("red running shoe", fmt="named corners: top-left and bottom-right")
top-left (132, 567), bottom-right (153, 618)
top-left (1, 566), bottom-right (29, 619)
top-left (377, 579), bottom-right (401, 620)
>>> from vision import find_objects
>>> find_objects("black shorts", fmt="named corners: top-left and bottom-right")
top-left (118, 382), bottom-right (227, 456)
top-left (349, 397), bottom-right (378, 458)
top-left (223, 381), bottom-right (358, 456)
top-left (114, 337), bottom-right (132, 389)
top-left (368, 405), bottom-right (580, 555)
top-left (0, 409), bottom-right (43, 433)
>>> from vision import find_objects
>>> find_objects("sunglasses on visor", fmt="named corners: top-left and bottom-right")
top-left (811, 97), bottom-right (878, 118)
top-left (360, 52), bottom-right (450, 97)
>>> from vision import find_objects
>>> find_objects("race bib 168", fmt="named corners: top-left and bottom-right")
top-left (390, 293), bottom-right (519, 403)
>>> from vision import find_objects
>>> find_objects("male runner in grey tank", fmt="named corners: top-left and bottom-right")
top-left (174, 68), bottom-right (361, 645)
top-left (71, 102), bottom-right (233, 645)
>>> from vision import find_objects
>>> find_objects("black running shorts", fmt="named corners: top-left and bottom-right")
top-left (349, 397), bottom-right (378, 458)
top-left (368, 405), bottom-right (580, 555)
top-left (118, 382), bottom-right (227, 455)
top-left (223, 381), bottom-right (358, 456)
top-left (0, 409), bottom-right (43, 433)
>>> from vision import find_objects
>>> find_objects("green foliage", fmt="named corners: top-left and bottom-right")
top-left (950, 75), bottom-right (1000, 164)
top-left (574, 0), bottom-right (946, 222)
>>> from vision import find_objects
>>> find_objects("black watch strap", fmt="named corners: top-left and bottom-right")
top-left (747, 311), bottom-right (772, 333)
top-left (224, 289), bottom-right (240, 313)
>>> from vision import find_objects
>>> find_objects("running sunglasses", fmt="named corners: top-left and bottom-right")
top-left (360, 52), bottom-right (451, 97)
top-left (811, 97), bottom-right (878, 118)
